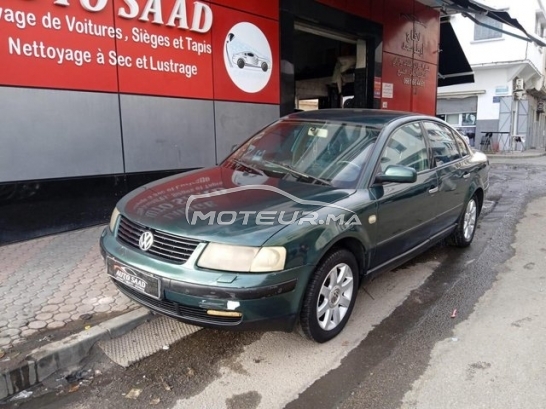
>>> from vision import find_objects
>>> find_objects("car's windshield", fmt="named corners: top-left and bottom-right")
top-left (222, 119), bottom-right (382, 188)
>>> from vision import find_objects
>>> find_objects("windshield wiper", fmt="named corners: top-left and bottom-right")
top-left (263, 160), bottom-right (332, 186)
top-left (231, 159), bottom-right (266, 176)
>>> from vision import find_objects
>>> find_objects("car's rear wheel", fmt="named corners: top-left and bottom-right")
top-left (449, 194), bottom-right (479, 247)
top-left (261, 62), bottom-right (268, 72)
top-left (299, 249), bottom-right (359, 343)
top-left (237, 58), bottom-right (245, 68)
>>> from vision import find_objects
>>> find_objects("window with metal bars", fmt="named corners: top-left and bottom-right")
top-left (474, 15), bottom-right (503, 41)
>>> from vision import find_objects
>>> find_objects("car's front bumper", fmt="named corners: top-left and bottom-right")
top-left (99, 228), bottom-right (314, 332)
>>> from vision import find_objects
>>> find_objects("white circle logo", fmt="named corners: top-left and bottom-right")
top-left (223, 22), bottom-right (273, 94)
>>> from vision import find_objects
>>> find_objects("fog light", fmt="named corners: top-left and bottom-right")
top-left (206, 310), bottom-right (242, 318)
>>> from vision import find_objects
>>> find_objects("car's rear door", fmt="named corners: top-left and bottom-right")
top-left (422, 121), bottom-right (470, 234)
top-left (369, 122), bottom-right (438, 269)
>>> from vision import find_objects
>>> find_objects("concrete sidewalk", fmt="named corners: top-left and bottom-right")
top-left (0, 226), bottom-right (136, 350)
top-left (401, 195), bottom-right (546, 408)
top-left (0, 225), bottom-right (155, 400)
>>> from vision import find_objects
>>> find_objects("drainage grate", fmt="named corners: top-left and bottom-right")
top-left (98, 315), bottom-right (201, 367)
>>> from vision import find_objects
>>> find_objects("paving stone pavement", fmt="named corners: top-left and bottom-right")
top-left (0, 226), bottom-right (137, 349)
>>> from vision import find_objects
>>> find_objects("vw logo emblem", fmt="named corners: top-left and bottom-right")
top-left (139, 231), bottom-right (154, 251)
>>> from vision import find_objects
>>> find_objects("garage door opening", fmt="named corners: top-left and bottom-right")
top-left (294, 23), bottom-right (365, 111)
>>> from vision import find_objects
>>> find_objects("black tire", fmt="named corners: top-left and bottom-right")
top-left (448, 194), bottom-right (479, 247)
top-left (237, 58), bottom-right (245, 69)
top-left (261, 62), bottom-right (268, 72)
top-left (299, 248), bottom-right (359, 343)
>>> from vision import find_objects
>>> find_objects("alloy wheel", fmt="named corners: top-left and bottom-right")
top-left (463, 199), bottom-right (477, 241)
top-left (316, 263), bottom-right (354, 331)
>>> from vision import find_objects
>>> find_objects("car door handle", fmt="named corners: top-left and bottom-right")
top-left (429, 187), bottom-right (439, 194)
top-left (463, 173), bottom-right (471, 179)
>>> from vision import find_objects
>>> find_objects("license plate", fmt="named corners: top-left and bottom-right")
top-left (107, 257), bottom-right (161, 299)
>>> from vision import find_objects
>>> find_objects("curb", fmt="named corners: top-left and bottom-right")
top-left (0, 308), bottom-right (152, 401)
top-left (487, 152), bottom-right (546, 159)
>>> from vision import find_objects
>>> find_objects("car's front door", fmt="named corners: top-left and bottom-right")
top-left (422, 121), bottom-right (469, 233)
top-left (370, 122), bottom-right (438, 269)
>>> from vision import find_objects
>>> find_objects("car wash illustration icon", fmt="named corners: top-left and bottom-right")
top-left (224, 22), bottom-right (273, 93)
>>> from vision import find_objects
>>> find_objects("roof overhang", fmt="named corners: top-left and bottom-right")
top-left (437, 90), bottom-right (486, 98)
top-left (438, 18), bottom-right (474, 87)
top-left (418, 0), bottom-right (546, 46)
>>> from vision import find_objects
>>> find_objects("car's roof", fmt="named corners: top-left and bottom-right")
top-left (285, 109), bottom-right (421, 125)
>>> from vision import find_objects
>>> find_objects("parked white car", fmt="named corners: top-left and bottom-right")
top-left (232, 51), bottom-right (270, 72)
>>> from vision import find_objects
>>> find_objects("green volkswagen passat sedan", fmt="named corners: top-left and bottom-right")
top-left (100, 109), bottom-right (489, 343)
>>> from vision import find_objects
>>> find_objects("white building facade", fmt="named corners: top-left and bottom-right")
top-left (437, 0), bottom-right (546, 151)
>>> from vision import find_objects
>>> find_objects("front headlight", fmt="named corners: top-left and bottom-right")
top-left (197, 243), bottom-right (286, 273)
top-left (109, 208), bottom-right (120, 232)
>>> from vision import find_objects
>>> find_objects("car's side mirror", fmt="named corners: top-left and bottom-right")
top-left (231, 144), bottom-right (239, 152)
top-left (375, 165), bottom-right (417, 184)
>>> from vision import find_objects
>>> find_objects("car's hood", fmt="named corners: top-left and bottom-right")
top-left (117, 166), bottom-right (355, 246)
top-left (118, 166), bottom-right (354, 245)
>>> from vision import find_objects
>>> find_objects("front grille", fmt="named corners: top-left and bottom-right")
top-left (114, 281), bottom-right (242, 325)
top-left (117, 216), bottom-right (200, 264)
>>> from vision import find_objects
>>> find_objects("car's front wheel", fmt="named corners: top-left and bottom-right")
top-left (299, 249), bottom-right (359, 343)
top-left (449, 194), bottom-right (479, 247)
top-left (237, 58), bottom-right (245, 68)
top-left (261, 62), bottom-right (268, 72)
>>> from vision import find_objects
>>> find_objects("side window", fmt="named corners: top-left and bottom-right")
top-left (380, 122), bottom-right (430, 173)
top-left (423, 122), bottom-right (461, 166)
top-left (453, 132), bottom-right (470, 157)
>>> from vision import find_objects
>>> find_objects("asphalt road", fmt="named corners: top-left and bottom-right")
top-left (10, 156), bottom-right (546, 409)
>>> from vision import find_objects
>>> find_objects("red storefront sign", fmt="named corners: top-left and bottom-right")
top-left (113, 0), bottom-right (215, 99)
top-left (0, 0), bottom-right (279, 103)
top-left (0, 0), bottom-right (119, 92)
